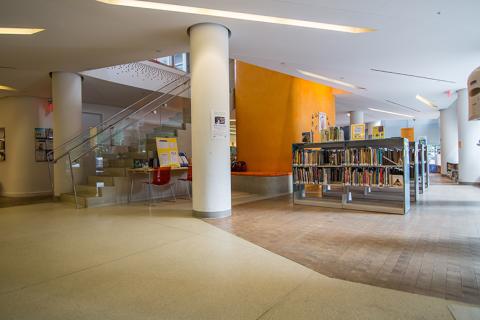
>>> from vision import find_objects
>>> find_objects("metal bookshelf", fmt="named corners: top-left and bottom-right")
top-left (409, 142), bottom-right (419, 202)
top-left (292, 137), bottom-right (410, 215)
top-left (418, 143), bottom-right (427, 194)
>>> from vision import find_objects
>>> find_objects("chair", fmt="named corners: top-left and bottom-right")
top-left (145, 167), bottom-right (176, 202)
top-left (177, 165), bottom-right (192, 199)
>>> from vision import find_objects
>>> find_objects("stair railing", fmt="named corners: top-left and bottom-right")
top-left (47, 75), bottom-right (190, 208)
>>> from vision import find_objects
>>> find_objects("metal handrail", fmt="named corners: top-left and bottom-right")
top-left (51, 76), bottom-right (190, 164)
top-left (49, 74), bottom-right (190, 158)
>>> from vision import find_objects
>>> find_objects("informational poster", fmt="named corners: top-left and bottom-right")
top-left (351, 124), bottom-right (366, 141)
top-left (211, 110), bottom-right (229, 140)
top-left (401, 128), bottom-right (415, 142)
top-left (155, 137), bottom-right (180, 168)
top-left (34, 128), bottom-right (53, 162)
top-left (372, 126), bottom-right (385, 139)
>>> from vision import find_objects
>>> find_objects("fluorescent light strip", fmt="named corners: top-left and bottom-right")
top-left (298, 70), bottom-right (365, 90)
top-left (0, 85), bottom-right (16, 91)
top-left (416, 94), bottom-right (438, 109)
top-left (368, 108), bottom-right (414, 118)
top-left (0, 28), bottom-right (44, 35)
top-left (97, 0), bottom-right (374, 33)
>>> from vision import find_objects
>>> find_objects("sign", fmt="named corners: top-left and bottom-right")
top-left (372, 126), bottom-right (385, 139)
top-left (155, 137), bottom-right (180, 168)
top-left (211, 110), bottom-right (229, 140)
top-left (318, 112), bottom-right (328, 131)
top-left (351, 124), bottom-right (366, 141)
top-left (400, 128), bottom-right (415, 142)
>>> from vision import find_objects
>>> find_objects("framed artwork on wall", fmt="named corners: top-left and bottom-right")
top-left (35, 128), bottom-right (53, 162)
top-left (0, 128), bottom-right (5, 161)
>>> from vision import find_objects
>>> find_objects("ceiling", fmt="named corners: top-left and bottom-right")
top-left (1, 0), bottom-right (479, 122)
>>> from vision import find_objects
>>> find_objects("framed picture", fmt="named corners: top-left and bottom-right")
top-left (0, 127), bottom-right (5, 162)
top-left (35, 128), bottom-right (53, 162)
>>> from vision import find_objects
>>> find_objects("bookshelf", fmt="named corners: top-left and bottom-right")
top-left (409, 142), bottom-right (419, 202)
top-left (292, 138), bottom-right (410, 215)
top-left (418, 144), bottom-right (427, 194)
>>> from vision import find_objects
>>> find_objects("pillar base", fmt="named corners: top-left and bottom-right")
top-left (193, 209), bottom-right (231, 219)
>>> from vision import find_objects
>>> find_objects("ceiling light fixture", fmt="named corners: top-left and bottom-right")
top-left (298, 70), bottom-right (366, 90)
top-left (416, 94), bottom-right (438, 109)
top-left (368, 108), bottom-right (414, 118)
top-left (96, 0), bottom-right (374, 33)
top-left (0, 28), bottom-right (44, 35)
top-left (0, 85), bottom-right (16, 91)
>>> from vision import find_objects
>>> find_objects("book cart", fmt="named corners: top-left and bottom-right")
top-left (409, 141), bottom-right (419, 202)
top-left (292, 137), bottom-right (410, 215)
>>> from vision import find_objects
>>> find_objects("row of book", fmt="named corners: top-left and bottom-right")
top-left (293, 167), bottom-right (344, 185)
top-left (319, 127), bottom-right (344, 142)
top-left (294, 166), bottom-right (405, 187)
top-left (293, 149), bottom-right (344, 166)
top-left (293, 148), bottom-right (403, 166)
top-left (344, 167), bottom-right (404, 187)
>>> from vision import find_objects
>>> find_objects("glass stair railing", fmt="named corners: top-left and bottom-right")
top-left (48, 75), bottom-right (191, 208)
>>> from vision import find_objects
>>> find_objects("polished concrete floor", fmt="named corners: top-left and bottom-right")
top-left (0, 197), bottom-right (463, 319)
top-left (209, 175), bottom-right (480, 305)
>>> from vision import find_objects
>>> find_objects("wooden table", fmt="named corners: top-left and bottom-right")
top-left (127, 167), bottom-right (188, 203)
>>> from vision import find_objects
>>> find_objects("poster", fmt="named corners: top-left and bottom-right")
top-left (155, 137), bottom-right (180, 168)
top-left (372, 126), bottom-right (385, 139)
top-left (34, 128), bottom-right (53, 162)
top-left (351, 124), bottom-right (366, 141)
top-left (211, 110), bottom-right (229, 140)
top-left (318, 112), bottom-right (328, 131)
top-left (0, 128), bottom-right (5, 161)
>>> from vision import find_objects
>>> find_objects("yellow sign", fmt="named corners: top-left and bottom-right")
top-left (372, 126), bottom-right (385, 139)
top-left (155, 137), bottom-right (180, 168)
top-left (400, 128), bottom-right (415, 142)
top-left (351, 124), bottom-right (366, 141)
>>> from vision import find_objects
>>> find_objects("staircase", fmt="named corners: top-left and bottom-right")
top-left (48, 75), bottom-right (191, 208)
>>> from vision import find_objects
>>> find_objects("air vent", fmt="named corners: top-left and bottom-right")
top-left (371, 68), bottom-right (456, 84)
top-left (385, 100), bottom-right (421, 113)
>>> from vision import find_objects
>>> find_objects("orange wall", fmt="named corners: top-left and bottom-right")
top-left (235, 61), bottom-right (336, 172)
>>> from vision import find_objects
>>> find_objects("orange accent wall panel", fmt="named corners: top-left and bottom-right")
top-left (235, 61), bottom-right (336, 172)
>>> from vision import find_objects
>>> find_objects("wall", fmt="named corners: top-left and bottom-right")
top-left (0, 97), bottom-right (53, 196)
top-left (236, 61), bottom-right (336, 172)
top-left (383, 119), bottom-right (440, 145)
top-left (440, 103), bottom-right (458, 175)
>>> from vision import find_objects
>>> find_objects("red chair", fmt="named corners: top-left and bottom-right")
top-left (145, 167), bottom-right (176, 202)
top-left (178, 165), bottom-right (192, 199)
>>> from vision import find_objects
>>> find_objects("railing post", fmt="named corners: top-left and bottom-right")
top-left (68, 152), bottom-right (79, 209)
top-left (46, 152), bottom-right (55, 200)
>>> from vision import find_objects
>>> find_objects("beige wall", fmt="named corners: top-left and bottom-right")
top-left (0, 97), bottom-right (53, 197)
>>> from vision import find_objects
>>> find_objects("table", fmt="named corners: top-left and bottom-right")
top-left (127, 167), bottom-right (188, 203)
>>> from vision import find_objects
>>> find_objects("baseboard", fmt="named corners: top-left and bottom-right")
top-left (0, 190), bottom-right (53, 198)
top-left (458, 181), bottom-right (480, 186)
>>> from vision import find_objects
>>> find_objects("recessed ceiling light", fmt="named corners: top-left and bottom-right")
top-left (368, 108), bottom-right (414, 118)
top-left (0, 28), bottom-right (44, 35)
top-left (0, 85), bottom-right (16, 91)
top-left (97, 0), bottom-right (374, 33)
top-left (298, 70), bottom-right (365, 90)
top-left (416, 94), bottom-right (438, 109)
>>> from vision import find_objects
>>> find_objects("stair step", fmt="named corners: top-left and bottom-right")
top-left (88, 176), bottom-right (115, 186)
top-left (100, 167), bottom-right (128, 177)
top-left (106, 159), bottom-right (134, 168)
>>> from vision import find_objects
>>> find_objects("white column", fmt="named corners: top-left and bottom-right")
top-left (456, 88), bottom-right (480, 184)
top-left (189, 23), bottom-right (231, 218)
top-left (350, 111), bottom-right (364, 125)
top-left (440, 104), bottom-right (458, 175)
top-left (51, 72), bottom-right (82, 196)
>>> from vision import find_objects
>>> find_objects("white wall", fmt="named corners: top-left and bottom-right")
top-left (83, 103), bottom-right (123, 124)
top-left (383, 119), bottom-right (440, 145)
top-left (440, 103), bottom-right (458, 174)
top-left (0, 97), bottom-right (53, 197)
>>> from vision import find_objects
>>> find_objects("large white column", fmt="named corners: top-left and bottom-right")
top-left (51, 72), bottom-right (82, 196)
top-left (350, 111), bottom-right (364, 125)
top-left (440, 104), bottom-right (458, 175)
top-left (189, 23), bottom-right (231, 218)
top-left (456, 88), bottom-right (480, 184)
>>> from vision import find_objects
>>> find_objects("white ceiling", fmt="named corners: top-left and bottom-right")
top-left (1, 0), bottom-right (479, 122)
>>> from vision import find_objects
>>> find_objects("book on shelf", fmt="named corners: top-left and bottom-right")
top-left (293, 167), bottom-right (344, 185)
top-left (345, 148), bottom-right (402, 166)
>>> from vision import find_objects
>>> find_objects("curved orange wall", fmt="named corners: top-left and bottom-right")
top-left (235, 61), bottom-right (336, 173)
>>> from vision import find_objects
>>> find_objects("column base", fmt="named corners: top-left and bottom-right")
top-left (193, 209), bottom-right (231, 219)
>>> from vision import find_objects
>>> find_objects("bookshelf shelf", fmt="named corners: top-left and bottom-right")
top-left (292, 137), bottom-right (410, 215)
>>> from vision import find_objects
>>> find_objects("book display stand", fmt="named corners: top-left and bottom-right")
top-left (292, 138), bottom-right (410, 215)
